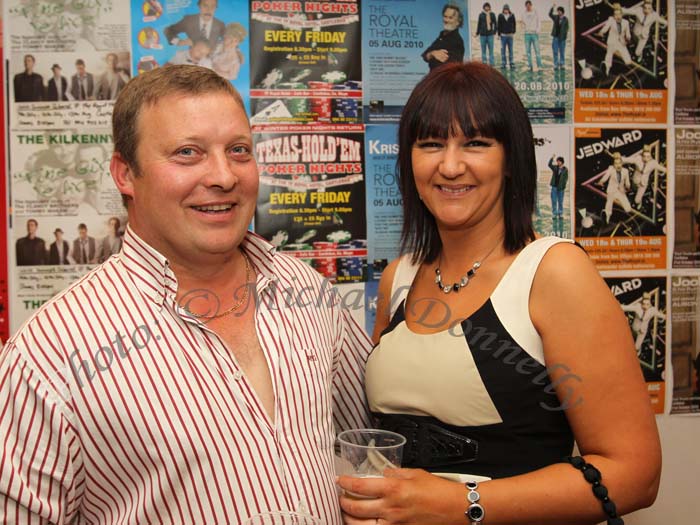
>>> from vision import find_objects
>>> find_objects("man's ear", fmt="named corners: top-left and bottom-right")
top-left (110, 152), bottom-right (136, 200)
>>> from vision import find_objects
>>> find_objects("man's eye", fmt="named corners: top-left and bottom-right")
top-left (177, 147), bottom-right (195, 156)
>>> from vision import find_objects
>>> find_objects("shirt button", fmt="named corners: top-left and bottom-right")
top-left (233, 370), bottom-right (243, 381)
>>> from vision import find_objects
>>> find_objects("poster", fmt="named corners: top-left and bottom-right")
top-left (0, 0), bottom-right (8, 343)
top-left (253, 129), bottom-right (367, 283)
top-left (131, 0), bottom-right (250, 109)
top-left (471, 0), bottom-right (574, 123)
top-left (249, 0), bottom-right (360, 127)
top-left (365, 124), bottom-right (401, 271)
top-left (362, 0), bottom-right (469, 123)
top-left (607, 275), bottom-right (667, 413)
top-left (533, 124), bottom-right (572, 237)
top-left (6, 0), bottom-right (131, 332)
top-left (670, 274), bottom-right (700, 414)
top-left (574, 127), bottom-right (667, 270)
top-left (673, 127), bottom-right (700, 268)
top-left (9, 130), bottom-right (125, 327)
top-left (674, 0), bottom-right (700, 124)
top-left (574, 0), bottom-right (668, 123)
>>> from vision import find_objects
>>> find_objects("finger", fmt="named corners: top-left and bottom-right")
top-left (341, 512), bottom-right (378, 525)
top-left (339, 493), bottom-right (383, 520)
top-left (336, 475), bottom-right (388, 499)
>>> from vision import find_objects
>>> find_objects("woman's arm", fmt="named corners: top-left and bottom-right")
top-left (339, 243), bottom-right (661, 525)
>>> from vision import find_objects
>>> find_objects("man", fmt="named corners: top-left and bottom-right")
top-left (497, 4), bottom-right (516, 69)
top-left (548, 154), bottom-right (568, 218)
top-left (622, 0), bottom-right (667, 60)
top-left (475, 3), bottom-right (497, 66)
top-left (96, 53), bottom-right (130, 100)
top-left (71, 223), bottom-right (97, 264)
top-left (48, 228), bottom-right (71, 265)
top-left (0, 65), bottom-right (370, 523)
top-left (598, 3), bottom-right (632, 77)
top-left (167, 38), bottom-right (214, 68)
top-left (15, 218), bottom-right (47, 265)
top-left (621, 292), bottom-right (665, 355)
top-left (13, 54), bottom-right (44, 102)
top-left (421, 4), bottom-right (465, 70)
top-left (522, 0), bottom-right (543, 71)
top-left (47, 63), bottom-right (69, 101)
top-left (549, 4), bottom-right (569, 70)
top-left (70, 58), bottom-right (95, 101)
top-left (621, 144), bottom-right (667, 208)
top-left (599, 151), bottom-right (632, 224)
top-left (164, 0), bottom-right (225, 49)
top-left (97, 216), bottom-right (123, 263)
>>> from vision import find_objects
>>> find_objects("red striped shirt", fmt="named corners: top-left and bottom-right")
top-left (1, 227), bottom-right (371, 524)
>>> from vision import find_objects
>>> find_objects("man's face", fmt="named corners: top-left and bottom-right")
top-left (556, 159), bottom-right (564, 168)
top-left (52, 66), bottom-right (61, 78)
top-left (55, 231), bottom-right (63, 242)
top-left (24, 56), bottom-right (35, 72)
top-left (27, 221), bottom-right (37, 236)
top-left (525, 2), bottom-right (532, 12)
top-left (190, 42), bottom-right (211, 62)
top-left (77, 63), bottom-right (86, 76)
top-left (78, 227), bottom-right (88, 240)
top-left (484, 5), bottom-right (490, 12)
top-left (614, 9), bottom-right (622, 22)
top-left (107, 54), bottom-right (117, 69)
top-left (643, 4), bottom-right (653, 15)
top-left (614, 158), bottom-right (622, 170)
top-left (108, 218), bottom-right (119, 233)
top-left (119, 92), bottom-right (258, 269)
top-left (641, 298), bottom-right (651, 311)
top-left (199, 0), bottom-right (217, 21)
top-left (443, 8), bottom-right (459, 31)
top-left (642, 151), bottom-right (652, 162)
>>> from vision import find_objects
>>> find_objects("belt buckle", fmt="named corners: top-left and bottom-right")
top-left (418, 423), bottom-right (479, 467)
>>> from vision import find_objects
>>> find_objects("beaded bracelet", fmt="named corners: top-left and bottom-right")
top-left (563, 456), bottom-right (624, 525)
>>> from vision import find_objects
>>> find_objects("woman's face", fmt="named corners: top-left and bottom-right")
top-left (411, 127), bottom-right (506, 234)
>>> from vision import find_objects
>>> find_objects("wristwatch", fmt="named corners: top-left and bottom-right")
top-left (465, 480), bottom-right (485, 524)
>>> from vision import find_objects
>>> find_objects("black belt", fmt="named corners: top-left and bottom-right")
top-left (374, 413), bottom-right (478, 469)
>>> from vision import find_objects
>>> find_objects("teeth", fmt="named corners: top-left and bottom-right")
top-left (440, 186), bottom-right (469, 193)
top-left (193, 204), bottom-right (232, 212)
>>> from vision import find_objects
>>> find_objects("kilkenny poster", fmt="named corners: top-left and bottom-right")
top-left (672, 127), bottom-right (700, 268)
top-left (670, 274), bottom-right (700, 415)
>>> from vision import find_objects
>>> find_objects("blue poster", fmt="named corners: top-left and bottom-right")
top-left (365, 124), bottom-right (402, 270)
top-left (362, 0), bottom-right (470, 123)
top-left (130, 0), bottom-right (250, 110)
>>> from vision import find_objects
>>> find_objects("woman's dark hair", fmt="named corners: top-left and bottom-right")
top-left (397, 61), bottom-right (536, 264)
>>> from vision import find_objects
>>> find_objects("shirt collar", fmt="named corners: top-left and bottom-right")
top-left (120, 226), bottom-right (279, 308)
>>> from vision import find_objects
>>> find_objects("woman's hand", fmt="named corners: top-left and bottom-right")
top-left (337, 469), bottom-right (465, 525)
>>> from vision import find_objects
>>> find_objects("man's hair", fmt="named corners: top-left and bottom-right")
top-left (191, 37), bottom-right (212, 49)
top-left (112, 65), bottom-right (243, 172)
top-left (525, 1), bottom-right (532, 6)
top-left (27, 219), bottom-right (38, 227)
top-left (78, 223), bottom-right (88, 230)
top-left (197, 0), bottom-right (217, 6)
top-left (397, 62), bottom-right (536, 264)
top-left (557, 7), bottom-right (565, 14)
top-left (483, 2), bottom-right (491, 9)
top-left (24, 54), bottom-right (35, 62)
top-left (557, 156), bottom-right (565, 164)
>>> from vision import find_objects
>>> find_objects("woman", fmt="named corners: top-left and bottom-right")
top-left (337, 62), bottom-right (660, 524)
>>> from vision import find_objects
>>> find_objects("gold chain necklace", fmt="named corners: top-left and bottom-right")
top-left (186, 251), bottom-right (252, 319)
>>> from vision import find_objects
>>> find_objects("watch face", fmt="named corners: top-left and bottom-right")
top-left (467, 491), bottom-right (480, 503)
top-left (468, 504), bottom-right (484, 520)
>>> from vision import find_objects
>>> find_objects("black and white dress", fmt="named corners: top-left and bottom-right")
top-left (366, 237), bottom-right (575, 479)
